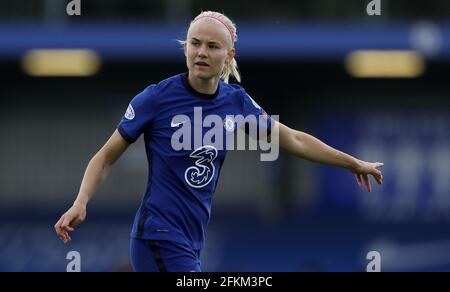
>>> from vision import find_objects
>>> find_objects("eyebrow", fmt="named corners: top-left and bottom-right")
top-left (190, 37), bottom-right (221, 46)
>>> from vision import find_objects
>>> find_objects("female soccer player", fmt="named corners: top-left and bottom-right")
top-left (55, 11), bottom-right (384, 272)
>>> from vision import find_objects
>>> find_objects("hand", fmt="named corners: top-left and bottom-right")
top-left (54, 202), bottom-right (86, 244)
top-left (350, 160), bottom-right (384, 192)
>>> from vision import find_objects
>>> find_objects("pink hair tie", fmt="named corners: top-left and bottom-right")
top-left (192, 15), bottom-right (235, 46)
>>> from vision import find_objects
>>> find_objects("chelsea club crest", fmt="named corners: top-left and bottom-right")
top-left (224, 116), bottom-right (235, 132)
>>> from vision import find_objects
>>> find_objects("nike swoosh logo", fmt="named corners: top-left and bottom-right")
top-left (171, 120), bottom-right (187, 127)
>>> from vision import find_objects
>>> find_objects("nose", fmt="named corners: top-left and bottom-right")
top-left (197, 44), bottom-right (207, 58)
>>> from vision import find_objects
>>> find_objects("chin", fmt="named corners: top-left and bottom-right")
top-left (192, 70), bottom-right (214, 80)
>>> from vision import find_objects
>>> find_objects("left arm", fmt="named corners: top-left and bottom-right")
top-left (274, 120), bottom-right (384, 192)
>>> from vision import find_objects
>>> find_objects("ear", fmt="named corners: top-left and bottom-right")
top-left (226, 48), bottom-right (236, 65)
top-left (183, 42), bottom-right (187, 57)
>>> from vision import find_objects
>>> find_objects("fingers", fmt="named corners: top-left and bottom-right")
top-left (55, 214), bottom-right (75, 244)
top-left (355, 174), bottom-right (362, 188)
top-left (61, 214), bottom-right (75, 231)
top-left (55, 215), bottom-right (70, 243)
top-left (372, 163), bottom-right (383, 185)
top-left (54, 216), bottom-right (65, 241)
top-left (363, 174), bottom-right (372, 192)
top-left (374, 162), bottom-right (384, 169)
top-left (354, 161), bottom-right (384, 192)
top-left (64, 226), bottom-right (75, 232)
top-left (61, 220), bottom-right (73, 243)
top-left (374, 171), bottom-right (383, 185)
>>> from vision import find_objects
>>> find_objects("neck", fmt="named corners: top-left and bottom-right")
top-left (188, 73), bottom-right (220, 95)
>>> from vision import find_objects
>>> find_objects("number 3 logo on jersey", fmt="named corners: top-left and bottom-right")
top-left (185, 145), bottom-right (218, 188)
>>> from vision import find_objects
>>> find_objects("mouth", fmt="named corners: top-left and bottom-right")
top-left (195, 61), bottom-right (209, 67)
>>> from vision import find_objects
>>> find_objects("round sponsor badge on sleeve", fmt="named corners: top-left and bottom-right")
top-left (124, 104), bottom-right (135, 120)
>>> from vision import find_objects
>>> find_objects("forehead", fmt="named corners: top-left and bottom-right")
top-left (188, 19), bottom-right (230, 45)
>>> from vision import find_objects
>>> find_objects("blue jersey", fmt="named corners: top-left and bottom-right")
top-left (118, 73), bottom-right (271, 250)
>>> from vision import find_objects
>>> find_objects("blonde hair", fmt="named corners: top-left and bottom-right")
top-left (180, 11), bottom-right (241, 83)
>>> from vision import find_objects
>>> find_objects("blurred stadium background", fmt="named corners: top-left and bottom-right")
top-left (1, 0), bottom-right (450, 272)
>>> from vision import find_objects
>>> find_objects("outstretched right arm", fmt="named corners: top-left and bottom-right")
top-left (54, 129), bottom-right (129, 243)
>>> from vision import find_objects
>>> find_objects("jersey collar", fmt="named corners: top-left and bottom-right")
top-left (180, 72), bottom-right (220, 100)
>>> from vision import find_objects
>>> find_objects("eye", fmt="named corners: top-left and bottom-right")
top-left (191, 41), bottom-right (200, 47)
top-left (209, 44), bottom-right (219, 49)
